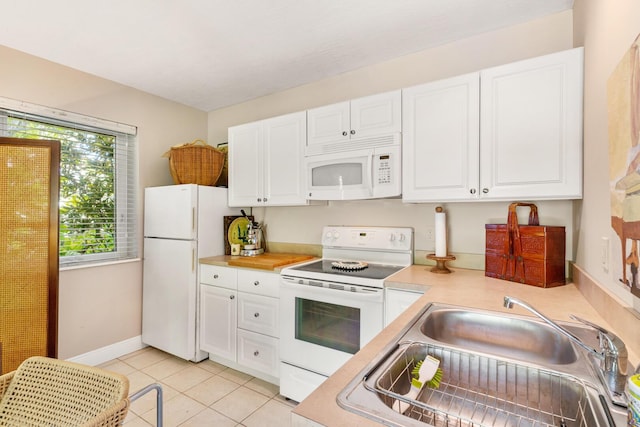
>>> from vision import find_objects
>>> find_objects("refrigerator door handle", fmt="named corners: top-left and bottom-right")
top-left (192, 207), bottom-right (196, 233)
top-left (192, 248), bottom-right (196, 272)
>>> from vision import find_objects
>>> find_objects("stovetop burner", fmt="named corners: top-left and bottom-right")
top-left (286, 259), bottom-right (405, 281)
top-left (331, 261), bottom-right (369, 271)
top-left (280, 226), bottom-right (413, 286)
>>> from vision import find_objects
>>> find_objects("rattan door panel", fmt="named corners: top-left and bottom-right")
top-left (0, 137), bottom-right (59, 374)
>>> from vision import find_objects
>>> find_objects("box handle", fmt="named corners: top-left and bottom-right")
top-left (502, 202), bottom-right (539, 281)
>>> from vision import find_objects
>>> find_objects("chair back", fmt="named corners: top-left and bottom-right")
top-left (0, 356), bottom-right (129, 426)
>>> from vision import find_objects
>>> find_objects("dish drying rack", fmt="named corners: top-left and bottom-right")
top-left (366, 343), bottom-right (596, 427)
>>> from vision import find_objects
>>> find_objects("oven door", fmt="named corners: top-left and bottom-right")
top-left (280, 276), bottom-right (384, 377)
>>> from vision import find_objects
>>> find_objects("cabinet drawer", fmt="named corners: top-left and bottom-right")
top-left (237, 269), bottom-right (279, 297)
top-left (238, 293), bottom-right (279, 337)
top-left (237, 329), bottom-right (279, 378)
top-left (200, 264), bottom-right (237, 289)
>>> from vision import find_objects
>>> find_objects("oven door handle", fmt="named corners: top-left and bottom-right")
top-left (280, 279), bottom-right (384, 300)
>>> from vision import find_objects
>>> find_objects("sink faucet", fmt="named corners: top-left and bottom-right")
top-left (503, 296), bottom-right (630, 403)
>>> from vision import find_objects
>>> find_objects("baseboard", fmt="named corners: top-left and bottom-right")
top-left (65, 336), bottom-right (146, 366)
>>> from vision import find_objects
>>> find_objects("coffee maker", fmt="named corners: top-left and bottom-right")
top-left (240, 210), bottom-right (264, 256)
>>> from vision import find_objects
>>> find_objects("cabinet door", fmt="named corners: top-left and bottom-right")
top-left (228, 121), bottom-right (264, 206)
top-left (306, 101), bottom-right (350, 150)
top-left (402, 74), bottom-right (480, 202)
top-left (384, 288), bottom-right (424, 327)
top-left (350, 90), bottom-right (401, 140)
top-left (263, 111), bottom-right (308, 206)
top-left (200, 285), bottom-right (237, 360)
top-left (479, 47), bottom-right (583, 200)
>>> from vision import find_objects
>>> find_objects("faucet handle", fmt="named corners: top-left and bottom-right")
top-left (570, 314), bottom-right (628, 373)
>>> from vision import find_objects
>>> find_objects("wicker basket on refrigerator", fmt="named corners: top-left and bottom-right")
top-left (164, 139), bottom-right (224, 186)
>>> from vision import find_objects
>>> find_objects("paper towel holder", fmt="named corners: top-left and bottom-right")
top-left (426, 254), bottom-right (456, 274)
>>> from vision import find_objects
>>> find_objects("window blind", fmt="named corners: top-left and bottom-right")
top-left (0, 97), bottom-right (138, 267)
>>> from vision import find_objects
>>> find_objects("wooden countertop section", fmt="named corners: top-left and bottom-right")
top-left (200, 253), bottom-right (316, 272)
top-left (292, 265), bottom-right (639, 427)
top-left (227, 253), bottom-right (314, 270)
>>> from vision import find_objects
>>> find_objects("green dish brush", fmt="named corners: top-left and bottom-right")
top-left (391, 354), bottom-right (443, 413)
top-left (411, 354), bottom-right (443, 389)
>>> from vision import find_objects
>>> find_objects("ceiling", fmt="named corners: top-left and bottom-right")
top-left (0, 0), bottom-right (573, 112)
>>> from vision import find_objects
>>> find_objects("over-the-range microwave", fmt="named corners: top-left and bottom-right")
top-left (304, 133), bottom-right (401, 200)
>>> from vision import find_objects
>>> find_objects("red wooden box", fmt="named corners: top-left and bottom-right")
top-left (485, 203), bottom-right (566, 288)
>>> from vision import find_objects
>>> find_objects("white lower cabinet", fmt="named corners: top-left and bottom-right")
top-left (238, 292), bottom-right (279, 336)
top-left (237, 329), bottom-right (279, 378)
top-left (384, 288), bottom-right (425, 327)
top-left (200, 285), bottom-right (237, 360)
top-left (200, 264), bottom-right (279, 384)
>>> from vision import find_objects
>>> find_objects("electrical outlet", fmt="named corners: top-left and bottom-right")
top-left (426, 227), bottom-right (435, 241)
top-left (601, 237), bottom-right (609, 273)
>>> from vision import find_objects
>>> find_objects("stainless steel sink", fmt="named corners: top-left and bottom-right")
top-left (337, 302), bottom-right (628, 427)
top-left (419, 308), bottom-right (578, 365)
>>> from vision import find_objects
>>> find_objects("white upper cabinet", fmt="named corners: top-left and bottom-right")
top-left (479, 48), bottom-right (584, 200)
top-left (228, 111), bottom-right (308, 207)
top-left (228, 121), bottom-right (262, 206)
top-left (307, 90), bottom-right (401, 153)
top-left (402, 47), bottom-right (584, 202)
top-left (402, 73), bottom-right (480, 201)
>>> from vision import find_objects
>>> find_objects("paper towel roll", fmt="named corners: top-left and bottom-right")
top-left (435, 207), bottom-right (447, 257)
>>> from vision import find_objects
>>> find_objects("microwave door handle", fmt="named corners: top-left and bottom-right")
top-left (367, 152), bottom-right (375, 197)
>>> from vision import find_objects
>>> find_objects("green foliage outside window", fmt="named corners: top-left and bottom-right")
top-left (8, 118), bottom-right (117, 256)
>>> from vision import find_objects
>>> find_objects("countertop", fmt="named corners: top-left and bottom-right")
top-left (200, 253), bottom-right (317, 272)
top-left (292, 265), bottom-right (639, 427)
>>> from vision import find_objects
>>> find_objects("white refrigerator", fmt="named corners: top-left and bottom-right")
top-left (142, 184), bottom-right (237, 361)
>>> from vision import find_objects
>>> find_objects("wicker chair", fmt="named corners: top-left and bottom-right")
top-left (0, 356), bottom-right (130, 426)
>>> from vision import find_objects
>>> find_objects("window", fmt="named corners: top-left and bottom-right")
top-left (0, 97), bottom-right (138, 267)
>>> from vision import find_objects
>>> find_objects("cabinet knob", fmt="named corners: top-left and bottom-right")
top-left (213, 274), bottom-right (219, 279)
top-left (230, 295), bottom-right (235, 300)
top-left (342, 131), bottom-right (348, 136)
top-left (350, 129), bottom-right (355, 135)
top-left (263, 197), bottom-right (268, 202)
top-left (470, 188), bottom-right (476, 194)
top-left (253, 350), bottom-right (260, 357)
top-left (254, 281), bottom-right (260, 286)
top-left (482, 188), bottom-right (489, 194)
top-left (254, 312), bottom-right (260, 318)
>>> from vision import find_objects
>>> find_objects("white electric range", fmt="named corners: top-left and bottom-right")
top-left (279, 225), bottom-right (413, 402)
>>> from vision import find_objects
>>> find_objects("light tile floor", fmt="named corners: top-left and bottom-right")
top-left (98, 347), bottom-right (297, 427)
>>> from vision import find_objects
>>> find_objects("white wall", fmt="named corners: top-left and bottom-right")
top-left (573, 0), bottom-right (640, 310)
top-left (0, 44), bottom-right (207, 359)
top-left (209, 11), bottom-right (577, 268)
